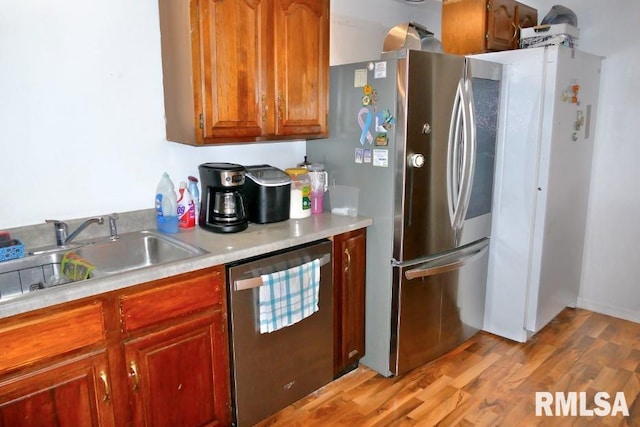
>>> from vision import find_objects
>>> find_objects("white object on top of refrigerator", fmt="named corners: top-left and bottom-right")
top-left (475, 46), bottom-right (602, 342)
top-left (307, 49), bottom-right (502, 376)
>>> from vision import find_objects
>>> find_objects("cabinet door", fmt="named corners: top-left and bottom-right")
top-left (487, 0), bottom-right (517, 51)
top-left (273, 0), bottom-right (329, 138)
top-left (333, 229), bottom-right (366, 376)
top-left (199, 0), bottom-right (269, 140)
top-left (0, 351), bottom-right (115, 427)
top-left (124, 313), bottom-right (230, 427)
top-left (515, 2), bottom-right (538, 47)
top-left (441, 0), bottom-right (489, 55)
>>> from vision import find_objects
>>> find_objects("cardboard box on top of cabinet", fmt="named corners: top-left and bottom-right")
top-left (520, 23), bottom-right (579, 49)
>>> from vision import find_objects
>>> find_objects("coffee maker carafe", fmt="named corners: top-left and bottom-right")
top-left (198, 163), bottom-right (248, 233)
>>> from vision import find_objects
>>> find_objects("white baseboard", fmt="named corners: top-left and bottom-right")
top-left (577, 297), bottom-right (640, 324)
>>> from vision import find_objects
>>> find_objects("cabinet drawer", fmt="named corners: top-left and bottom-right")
top-left (120, 268), bottom-right (223, 333)
top-left (0, 302), bottom-right (105, 373)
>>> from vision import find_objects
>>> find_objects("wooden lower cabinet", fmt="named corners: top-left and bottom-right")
top-left (333, 229), bottom-right (366, 377)
top-left (0, 266), bottom-right (231, 427)
top-left (123, 313), bottom-right (229, 426)
top-left (0, 351), bottom-right (115, 427)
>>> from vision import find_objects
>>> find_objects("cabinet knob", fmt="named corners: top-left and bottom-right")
top-left (129, 361), bottom-right (140, 391)
top-left (99, 371), bottom-right (111, 402)
top-left (344, 248), bottom-right (351, 273)
top-left (261, 94), bottom-right (268, 123)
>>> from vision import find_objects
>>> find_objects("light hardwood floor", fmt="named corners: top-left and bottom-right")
top-left (257, 308), bottom-right (639, 426)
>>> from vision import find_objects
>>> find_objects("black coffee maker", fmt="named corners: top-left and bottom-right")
top-left (198, 163), bottom-right (248, 233)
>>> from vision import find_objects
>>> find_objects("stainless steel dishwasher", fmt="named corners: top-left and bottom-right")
top-left (226, 239), bottom-right (333, 427)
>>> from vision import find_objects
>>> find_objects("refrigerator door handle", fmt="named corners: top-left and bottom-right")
top-left (447, 79), bottom-right (464, 228)
top-left (404, 238), bottom-right (489, 280)
top-left (455, 78), bottom-right (477, 229)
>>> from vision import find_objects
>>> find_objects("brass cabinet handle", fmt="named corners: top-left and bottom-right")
top-left (99, 371), bottom-right (111, 402)
top-left (129, 361), bottom-right (140, 391)
top-left (276, 94), bottom-right (283, 121)
top-left (511, 21), bottom-right (518, 41)
top-left (344, 248), bottom-right (351, 273)
top-left (261, 94), bottom-right (268, 123)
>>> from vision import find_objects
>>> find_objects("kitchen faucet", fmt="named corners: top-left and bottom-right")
top-left (108, 213), bottom-right (119, 240)
top-left (46, 217), bottom-right (105, 247)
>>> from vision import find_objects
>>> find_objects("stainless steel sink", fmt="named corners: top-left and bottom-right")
top-left (77, 230), bottom-right (207, 276)
top-left (0, 230), bottom-right (207, 301)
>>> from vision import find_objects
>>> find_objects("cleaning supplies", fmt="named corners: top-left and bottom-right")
top-left (155, 172), bottom-right (179, 233)
top-left (61, 251), bottom-right (95, 281)
top-left (0, 231), bottom-right (24, 262)
top-left (187, 175), bottom-right (200, 225)
top-left (177, 181), bottom-right (196, 229)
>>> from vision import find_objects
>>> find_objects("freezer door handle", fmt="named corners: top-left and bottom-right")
top-left (404, 238), bottom-right (488, 280)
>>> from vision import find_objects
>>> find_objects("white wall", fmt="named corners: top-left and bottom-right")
top-left (330, 0), bottom-right (441, 64)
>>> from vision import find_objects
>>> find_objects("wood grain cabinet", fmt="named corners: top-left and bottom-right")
top-left (0, 302), bottom-right (115, 426)
top-left (333, 229), bottom-right (366, 377)
top-left (0, 267), bottom-right (231, 427)
top-left (442, 0), bottom-right (537, 55)
top-left (158, 0), bottom-right (329, 145)
top-left (118, 267), bottom-right (231, 426)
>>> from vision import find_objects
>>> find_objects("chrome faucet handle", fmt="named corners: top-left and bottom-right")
top-left (108, 213), bottom-right (119, 240)
top-left (45, 219), bottom-right (68, 246)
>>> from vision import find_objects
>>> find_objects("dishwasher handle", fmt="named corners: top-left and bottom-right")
top-left (233, 253), bottom-right (331, 291)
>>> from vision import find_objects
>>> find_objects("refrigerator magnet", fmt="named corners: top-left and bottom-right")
top-left (375, 133), bottom-right (388, 146)
top-left (364, 148), bottom-right (372, 163)
top-left (355, 148), bottom-right (364, 164)
top-left (372, 149), bottom-right (388, 167)
top-left (375, 109), bottom-right (394, 133)
top-left (374, 61), bottom-right (387, 79)
top-left (357, 107), bottom-right (373, 145)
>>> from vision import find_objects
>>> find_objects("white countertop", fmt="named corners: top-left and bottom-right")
top-left (0, 213), bottom-right (372, 320)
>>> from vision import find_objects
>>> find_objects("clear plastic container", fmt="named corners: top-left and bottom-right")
top-left (285, 168), bottom-right (312, 219)
top-left (307, 163), bottom-right (328, 214)
top-left (329, 185), bottom-right (359, 217)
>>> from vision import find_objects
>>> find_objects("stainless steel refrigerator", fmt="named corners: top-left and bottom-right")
top-left (307, 49), bottom-right (502, 376)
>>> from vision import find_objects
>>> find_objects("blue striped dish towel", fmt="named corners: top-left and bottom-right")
top-left (259, 259), bottom-right (321, 334)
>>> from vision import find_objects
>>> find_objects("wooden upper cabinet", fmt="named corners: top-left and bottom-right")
top-left (442, 0), bottom-right (537, 55)
top-left (273, 0), bottom-right (329, 138)
top-left (486, 0), bottom-right (517, 51)
top-left (199, 0), bottom-right (268, 140)
top-left (515, 1), bottom-right (538, 44)
top-left (158, 0), bottom-right (329, 145)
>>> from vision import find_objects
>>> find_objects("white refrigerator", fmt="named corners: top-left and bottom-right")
top-left (474, 46), bottom-right (603, 342)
